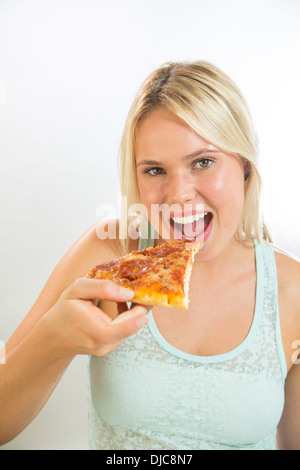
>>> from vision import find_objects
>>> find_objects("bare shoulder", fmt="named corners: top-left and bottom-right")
top-left (6, 219), bottom-right (125, 350)
top-left (39, 219), bottom-right (125, 292)
top-left (275, 247), bottom-right (300, 296)
top-left (59, 219), bottom-right (124, 272)
top-left (275, 247), bottom-right (300, 448)
top-left (274, 248), bottom-right (300, 448)
top-left (274, 247), bottom-right (300, 335)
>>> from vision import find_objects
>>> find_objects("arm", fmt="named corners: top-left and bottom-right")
top-left (277, 361), bottom-right (300, 450)
top-left (276, 251), bottom-right (300, 450)
top-left (0, 224), bottom-right (148, 445)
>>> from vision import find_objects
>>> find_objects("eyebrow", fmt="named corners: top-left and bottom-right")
top-left (136, 148), bottom-right (220, 167)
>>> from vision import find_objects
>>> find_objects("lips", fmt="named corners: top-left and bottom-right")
top-left (169, 211), bottom-right (213, 241)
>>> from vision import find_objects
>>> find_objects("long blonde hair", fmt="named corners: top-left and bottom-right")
top-left (119, 60), bottom-right (272, 253)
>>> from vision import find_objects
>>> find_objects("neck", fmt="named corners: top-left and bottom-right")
top-left (193, 237), bottom-right (255, 283)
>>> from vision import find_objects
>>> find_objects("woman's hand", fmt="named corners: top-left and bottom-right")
top-left (37, 278), bottom-right (150, 360)
top-left (0, 277), bottom-right (150, 445)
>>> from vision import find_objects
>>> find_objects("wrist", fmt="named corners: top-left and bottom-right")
top-left (31, 313), bottom-right (76, 365)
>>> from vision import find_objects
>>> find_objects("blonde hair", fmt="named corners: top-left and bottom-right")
top-left (119, 60), bottom-right (272, 253)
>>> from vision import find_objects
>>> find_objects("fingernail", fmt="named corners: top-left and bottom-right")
top-left (136, 316), bottom-right (149, 328)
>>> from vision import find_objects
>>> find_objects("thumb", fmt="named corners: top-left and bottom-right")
top-left (66, 278), bottom-right (134, 303)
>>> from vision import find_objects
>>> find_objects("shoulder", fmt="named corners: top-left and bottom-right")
top-left (6, 220), bottom-right (130, 350)
top-left (66, 219), bottom-right (124, 268)
top-left (40, 217), bottom-right (141, 297)
top-left (273, 245), bottom-right (300, 333)
top-left (47, 217), bottom-right (140, 288)
top-left (46, 221), bottom-right (120, 283)
top-left (274, 247), bottom-right (300, 296)
top-left (275, 249), bottom-right (300, 448)
top-left (57, 218), bottom-right (140, 277)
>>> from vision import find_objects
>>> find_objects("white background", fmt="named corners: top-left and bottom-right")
top-left (0, 0), bottom-right (299, 450)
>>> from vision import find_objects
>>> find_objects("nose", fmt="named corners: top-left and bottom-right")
top-left (166, 171), bottom-right (197, 206)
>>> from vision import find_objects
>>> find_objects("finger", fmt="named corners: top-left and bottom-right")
top-left (76, 298), bottom-right (149, 331)
top-left (90, 302), bottom-right (151, 345)
top-left (105, 309), bottom-right (149, 343)
top-left (84, 303), bottom-right (148, 348)
top-left (113, 304), bottom-right (151, 324)
top-left (92, 313), bottom-right (149, 356)
top-left (67, 278), bottom-right (134, 303)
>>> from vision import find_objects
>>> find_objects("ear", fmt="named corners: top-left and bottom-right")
top-left (243, 159), bottom-right (251, 181)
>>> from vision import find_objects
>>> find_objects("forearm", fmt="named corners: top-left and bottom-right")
top-left (0, 321), bottom-right (74, 445)
top-left (0, 278), bottom-right (149, 446)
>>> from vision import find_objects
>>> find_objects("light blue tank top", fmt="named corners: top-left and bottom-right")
top-left (87, 238), bottom-right (287, 450)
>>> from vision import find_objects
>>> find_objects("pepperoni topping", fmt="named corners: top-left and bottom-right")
top-left (94, 258), bottom-right (120, 271)
top-left (150, 244), bottom-right (186, 258)
top-left (170, 265), bottom-right (185, 284)
top-left (118, 258), bottom-right (154, 280)
top-left (131, 241), bottom-right (190, 259)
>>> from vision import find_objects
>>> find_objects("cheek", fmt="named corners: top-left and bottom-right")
top-left (206, 173), bottom-right (245, 216)
top-left (138, 177), bottom-right (163, 205)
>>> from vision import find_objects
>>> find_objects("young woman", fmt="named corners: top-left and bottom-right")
top-left (1, 61), bottom-right (299, 450)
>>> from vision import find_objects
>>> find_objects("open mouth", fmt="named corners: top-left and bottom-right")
top-left (169, 212), bottom-right (213, 242)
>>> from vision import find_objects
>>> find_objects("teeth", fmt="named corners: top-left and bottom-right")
top-left (172, 213), bottom-right (207, 224)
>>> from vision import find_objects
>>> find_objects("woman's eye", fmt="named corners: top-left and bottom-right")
top-left (144, 167), bottom-right (164, 176)
top-left (194, 158), bottom-right (214, 169)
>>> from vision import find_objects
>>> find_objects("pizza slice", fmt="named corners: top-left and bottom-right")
top-left (86, 240), bottom-right (201, 309)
